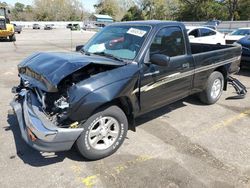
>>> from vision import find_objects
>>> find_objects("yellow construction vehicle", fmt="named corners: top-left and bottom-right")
top-left (0, 7), bottom-right (16, 41)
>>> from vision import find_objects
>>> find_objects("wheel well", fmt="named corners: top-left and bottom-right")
top-left (95, 97), bottom-right (135, 131)
top-left (214, 66), bottom-right (228, 90)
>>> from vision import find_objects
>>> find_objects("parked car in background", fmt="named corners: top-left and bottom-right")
top-left (71, 24), bottom-right (80, 31)
top-left (186, 26), bottom-right (225, 45)
top-left (204, 20), bottom-right (221, 27)
top-left (44, 24), bottom-right (53, 30)
top-left (203, 20), bottom-right (221, 30)
top-left (202, 25), bottom-right (217, 30)
top-left (225, 28), bottom-right (250, 44)
top-left (12, 23), bottom-right (22, 34)
top-left (235, 36), bottom-right (250, 67)
top-left (66, 23), bottom-right (72, 29)
top-left (33, 24), bottom-right (41, 29)
top-left (82, 23), bottom-right (98, 30)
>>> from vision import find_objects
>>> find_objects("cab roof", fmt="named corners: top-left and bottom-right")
top-left (110, 20), bottom-right (185, 28)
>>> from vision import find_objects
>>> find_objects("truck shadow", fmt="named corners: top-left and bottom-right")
top-left (5, 95), bottom-right (203, 166)
top-left (238, 67), bottom-right (250, 77)
top-left (135, 95), bottom-right (203, 127)
top-left (136, 99), bottom-right (186, 126)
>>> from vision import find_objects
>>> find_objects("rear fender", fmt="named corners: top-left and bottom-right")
top-left (214, 65), bottom-right (229, 91)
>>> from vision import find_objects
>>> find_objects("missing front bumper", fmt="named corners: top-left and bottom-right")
top-left (10, 90), bottom-right (83, 152)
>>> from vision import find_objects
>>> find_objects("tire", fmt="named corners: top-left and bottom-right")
top-left (199, 71), bottom-right (224, 105)
top-left (9, 34), bottom-right (16, 42)
top-left (76, 105), bottom-right (128, 160)
top-left (18, 31), bottom-right (21, 34)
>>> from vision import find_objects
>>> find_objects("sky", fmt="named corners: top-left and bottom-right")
top-left (5, 0), bottom-right (98, 12)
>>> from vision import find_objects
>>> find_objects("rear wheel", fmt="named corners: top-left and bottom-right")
top-left (199, 71), bottom-right (224, 104)
top-left (76, 105), bottom-right (128, 160)
top-left (9, 34), bottom-right (16, 42)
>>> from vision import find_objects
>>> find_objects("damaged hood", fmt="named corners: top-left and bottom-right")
top-left (18, 52), bottom-right (124, 92)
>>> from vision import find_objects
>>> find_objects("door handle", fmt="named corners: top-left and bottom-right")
top-left (182, 63), bottom-right (190, 69)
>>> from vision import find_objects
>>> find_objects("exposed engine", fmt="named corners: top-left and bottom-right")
top-left (31, 63), bottom-right (118, 127)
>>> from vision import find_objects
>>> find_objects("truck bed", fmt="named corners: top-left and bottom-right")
top-left (191, 43), bottom-right (241, 74)
top-left (190, 43), bottom-right (241, 91)
top-left (191, 43), bottom-right (237, 54)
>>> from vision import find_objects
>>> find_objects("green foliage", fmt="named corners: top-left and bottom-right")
top-left (2, 0), bottom-right (249, 21)
top-left (0, 1), bottom-right (7, 7)
top-left (94, 0), bottom-right (118, 17)
top-left (94, 0), bottom-right (135, 21)
top-left (121, 6), bottom-right (144, 21)
top-left (177, 0), bottom-right (235, 21)
top-left (14, 2), bottom-right (25, 12)
top-left (141, 0), bottom-right (165, 20)
top-left (11, 2), bottom-right (24, 20)
top-left (5, 0), bottom-right (88, 21)
top-left (33, 0), bottom-right (87, 21)
top-left (237, 0), bottom-right (250, 20)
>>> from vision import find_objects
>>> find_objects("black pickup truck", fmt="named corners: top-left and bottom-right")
top-left (11, 21), bottom-right (242, 160)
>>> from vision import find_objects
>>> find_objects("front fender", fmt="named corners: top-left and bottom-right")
top-left (68, 77), bottom-right (138, 121)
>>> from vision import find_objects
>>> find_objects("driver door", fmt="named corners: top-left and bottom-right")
top-left (140, 26), bottom-right (194, 113)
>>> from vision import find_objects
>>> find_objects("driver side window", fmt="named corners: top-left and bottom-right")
top-left (150, 27), bottom-right (186, 57)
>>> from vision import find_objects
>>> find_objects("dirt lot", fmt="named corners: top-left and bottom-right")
top-left (0, 28), bottom-right (250, 188)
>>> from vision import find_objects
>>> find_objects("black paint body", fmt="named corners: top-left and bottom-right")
top-left (17, 21), bottom-right (242, 130)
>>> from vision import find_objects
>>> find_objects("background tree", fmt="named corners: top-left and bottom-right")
top-left (221, 0), bottom-right (239, 21)
top-left (94, 0), bottom-right (119, 18)
top-left (139, 0), bottom-right (179, 20)
top-left (1, 0), bottom-right (249, 21)
top-left (34, 0), bottom-right (88, 21)
top-left (177, 0), bottom-right (228, 21)
top-left (117, 0), bottom-right (135, 20)
top-left (121, 5), bottom-right (144, 21)
top-left (237, 0), bottom-right (250, 20)
top-left (0, 1), bottom-right (7, 7)
top-left (11, 2), bottom-right (25, 20)
top-left (94, 0), bottom-right (135, 21)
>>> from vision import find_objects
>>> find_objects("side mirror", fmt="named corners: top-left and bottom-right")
top-left (150, 54), bottom-right (170, 66)
top-left (188, 35), bottom-right (195, 39)
top-left (76, 45), bottom-right (84, 52)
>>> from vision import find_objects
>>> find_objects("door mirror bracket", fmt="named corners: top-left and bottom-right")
top-left (76, 45), bottom-right (84, 52)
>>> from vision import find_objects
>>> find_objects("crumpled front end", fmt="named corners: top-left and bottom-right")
top-left (10, 52), bottom-right (130, 152)
top-left (10, 88), bottom-right (83, 152)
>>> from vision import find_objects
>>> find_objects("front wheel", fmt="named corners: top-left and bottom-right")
top-left (76, 105), bottom-right (128, 160)
top-left (199, 71), bottom-right (224, 104)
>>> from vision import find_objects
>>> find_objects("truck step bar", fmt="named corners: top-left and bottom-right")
top-left (228, 76), bottom-right (247, 98)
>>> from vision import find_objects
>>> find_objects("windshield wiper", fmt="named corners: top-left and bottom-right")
top-left (77, 48), bottom-right (91, 56)
top-left (92, 52), bottom-right (125, 62)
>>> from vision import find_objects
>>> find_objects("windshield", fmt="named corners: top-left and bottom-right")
top-left (84, 25), bottom-right (151, 60)
top-left (231, 29), bottom-right (250, 36)
top-left (0, 9), bottom-right (5, 17)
